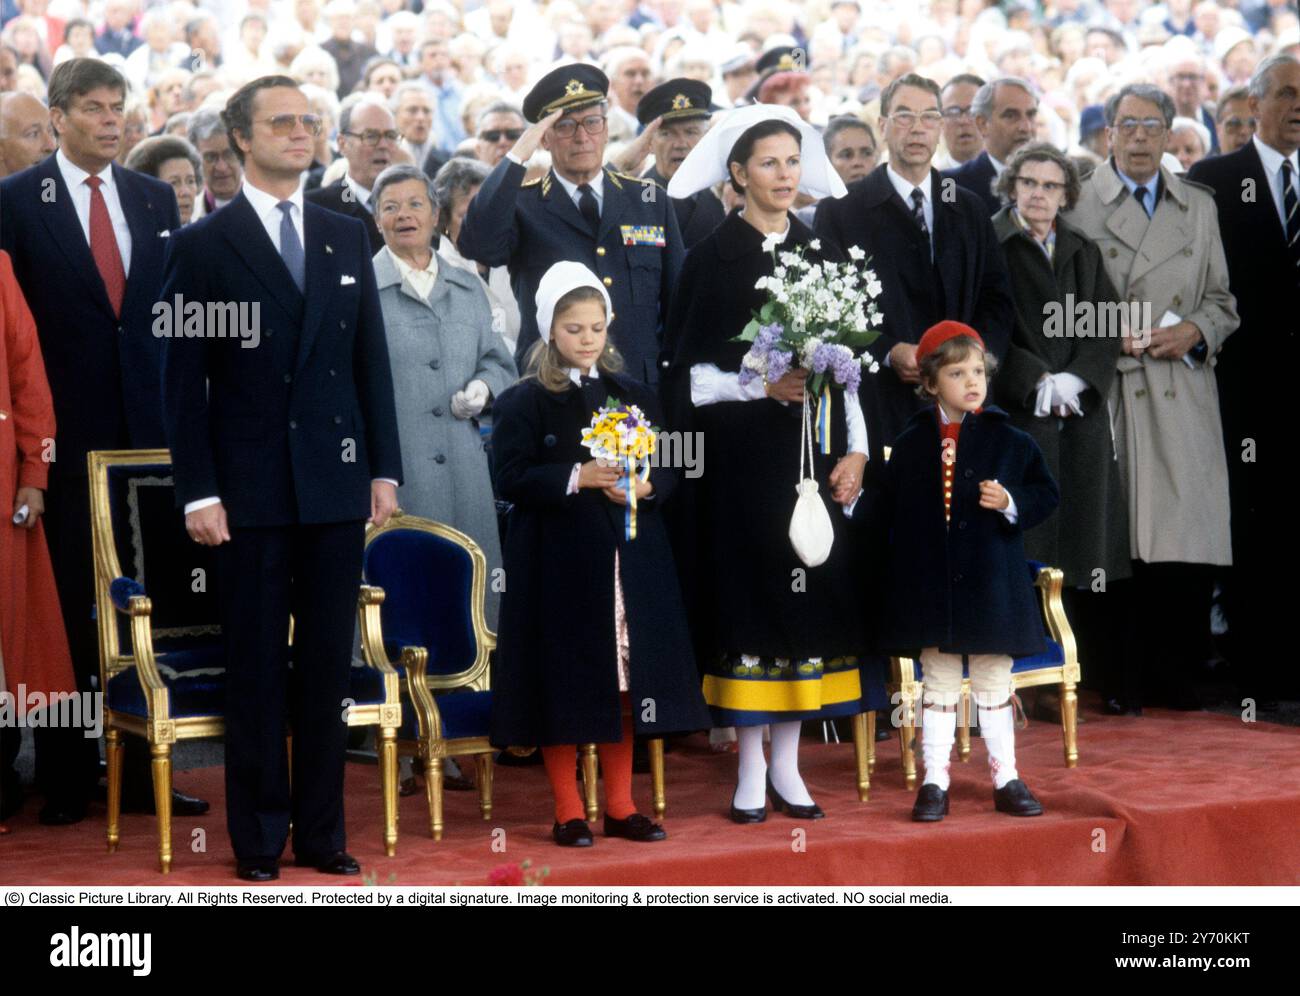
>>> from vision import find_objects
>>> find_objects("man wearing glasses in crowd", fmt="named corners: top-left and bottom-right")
top-left (457, 64), bottom-right (684, 384)
top-left (937, 72), bottom-right (986, 169)
top-left (815, 72), bottom-right (1013, 444)
top-left (187, 107), bottom-right (243, 221)
top-left (306, 94), bottom-right (399, 252)
top-left (160, 75), bottom-right (402, 881)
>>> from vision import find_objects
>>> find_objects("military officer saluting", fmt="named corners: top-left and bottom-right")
top-left (634, 78), bottom-right (726, 250)
top-left (458, 64), bottom-right (685, 384)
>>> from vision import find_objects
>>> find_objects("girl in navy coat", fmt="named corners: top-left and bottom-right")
top-left (875, 321), bottom-right (1059, 822)
top-left (490, 262), bottom-right (710, 848)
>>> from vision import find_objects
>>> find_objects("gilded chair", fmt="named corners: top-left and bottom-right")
top-left (579, 738), bottom-right (666, 821)
top-left (357, 512), bottom-right (496, 841)
top-left (876, 561), bottom-right (1082, 789)
top-left (89, 450), bottom-right (225, 874)
top-left (846, 655), bottom-right (892, 802)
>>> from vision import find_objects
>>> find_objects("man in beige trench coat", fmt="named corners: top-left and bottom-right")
top-left (1066, 82), bottom-right (1239, 713)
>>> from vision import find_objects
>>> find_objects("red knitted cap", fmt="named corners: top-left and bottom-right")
top-left (915, 321), bottom-right (986, 366)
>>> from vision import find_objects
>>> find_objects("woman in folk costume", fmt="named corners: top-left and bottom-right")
top-left (874, 322), bottom-right (1059, 821)
top-left (0, 249), bottom-right (76, 831)
top-left (490, 261), bottom-right (710, 847)
top-left (662, 104), bottom-right (883, 823)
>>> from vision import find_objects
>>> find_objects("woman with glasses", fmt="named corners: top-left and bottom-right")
top-left (125, 134), bottom-right (203, 225)
top-left (990, 141), bottom-right (1130, 720)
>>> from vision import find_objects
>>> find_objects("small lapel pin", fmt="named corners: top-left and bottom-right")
top-left (325, 244), bottom-right (333, 254)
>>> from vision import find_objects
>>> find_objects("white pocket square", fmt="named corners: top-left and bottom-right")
top-left (340, 274), bottom-right (356, 285)
top-left (158, 230), bottom-right (170, 238)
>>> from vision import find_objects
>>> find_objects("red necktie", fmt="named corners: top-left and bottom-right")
top-left (85, 175), bottom-right (126, 317)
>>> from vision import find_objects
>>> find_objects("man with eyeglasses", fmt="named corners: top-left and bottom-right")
top-left (473, 101), bottom-right (525, 167)
top-left (0, 58), bottom-right (193, 826)
top-left (1188, 54), bottom-right (1300, 709)
top-left (937, 73), bottom-right (985, 169)
top-left (305, 94), bottom-right (395, 252)
top-left (814, 72), bottom-right (1014, 444)
top-left (943, 77), bottom-right (1039, 215)
top-left (187, 107), bottom-right (242, 221)
top-left (159, 75), bottom-right (401, 881)
top-left (1164, 50), bottom-right (1220, 154)
top-left (1066, 82), bottom-right (1238, 714)
top-left (1214, 85), bottom-right (1257, 154)
top-left (458, 64), bottom-right (684, 385)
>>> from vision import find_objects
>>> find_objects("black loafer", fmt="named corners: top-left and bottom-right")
top-left (552, 819), bottom-right (594, 847)
top-left (993, 779), bottom-right (1043, 816)
top-left (766, 775), bottom-right (824, 819)
top-left (38, 801), bottom-right (87, 826)
top-left (122, 789), bottom-right (211, 816)
top-left (237, 859), bottom-right (279, 882)
top-left (293, 851), bottom-right (361, 874)
top-left (911, 783), bottom-right (949, 822)
top-left (603, 812), bottom-right (666, 842)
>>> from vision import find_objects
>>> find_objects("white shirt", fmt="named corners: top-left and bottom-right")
top-left (383, 244), bottom-right (439, 299)
top-left (988, 152), bottom-right (1008, 176)
top-left (937, 404), bottom-right (1018, 523)
top-left (185, 179), bottom-right (396, 515)
top-left (552, 168), bottom-right (605, 216)
top-left (1252, 135), bottom-right (1300, 234)
top-left (57, 149), bottom-right (133, 276)
top-left (886, 163), bottom-right (934, 236)
top-left (344, 173), bottom-right (373, 213)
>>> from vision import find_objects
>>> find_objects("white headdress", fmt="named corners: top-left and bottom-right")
top-left (534, 260), bottom-right (613, 342)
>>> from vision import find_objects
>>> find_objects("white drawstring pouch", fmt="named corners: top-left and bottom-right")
top-left (789, 393), bottom-right (835, 568)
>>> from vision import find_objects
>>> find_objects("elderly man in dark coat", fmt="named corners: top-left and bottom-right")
top-left (815, 73), bottom-right (1015, 445)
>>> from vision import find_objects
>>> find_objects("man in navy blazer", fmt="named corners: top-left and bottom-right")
top-left (0, 58), bottom-right (199, 825)
top-left (1187, 54), bottom-right (1300, 705)
top-left (816, 73), bottom-right (1014, 445)
top-left (160, 76), bottom-right (402, 881)
top-left (942, 77), bottom-right (1039, 216)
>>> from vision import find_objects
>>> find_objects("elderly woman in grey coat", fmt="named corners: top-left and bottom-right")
top-left (371, 164), bottom-right (517, 630)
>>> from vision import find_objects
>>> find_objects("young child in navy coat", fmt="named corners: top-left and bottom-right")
top-left (489, 262), bottom-right (710, 847)
top-left (876, 321), bottom-right (1059, 822)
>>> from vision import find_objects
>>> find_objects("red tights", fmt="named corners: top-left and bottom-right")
top-left (540, 699), bottom-right (636, 823)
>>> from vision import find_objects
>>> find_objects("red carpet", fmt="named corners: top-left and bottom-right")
top-left (3, 707), bottom-right (1299, 886)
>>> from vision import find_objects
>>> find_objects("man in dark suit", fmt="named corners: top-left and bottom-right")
top-left (458, 64), bottom-right (684, 384)
top-left (161, 75), bottom-right (402, 881)
top-left (816, 73), bottom-right (1014, 444)
top-left (0, 58), bottom-right (207, 825)
top-left (633, 79), bottom-right (726, 250)
top-left (1188, 53), bottom-right (1300, 705)
top-left (942, 77), bottom-right (1039, 216)
top-left (304, 95), bottom-right (392, 253)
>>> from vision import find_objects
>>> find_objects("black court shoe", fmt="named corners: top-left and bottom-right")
top-left (911, 783), bottom-right (949, 822)
top-left (729, 790), bottom-right (767, 824)
top-left (603, 812), bottom-right (667, 842)
top-left (766, 775), bottom-right (824, 820)
top-left (993, 779), bottom-right (1043, 817)
top-left (553, 819), bottom-right (594, 847)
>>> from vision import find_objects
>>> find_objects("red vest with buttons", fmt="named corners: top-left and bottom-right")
top-left (938, 415), bottom-right (962, 524)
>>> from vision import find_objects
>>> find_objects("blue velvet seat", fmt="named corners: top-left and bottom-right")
top-left (358, 512), bottom-right (498, 841)
top-left (89, 450), bottom-right (226, 874)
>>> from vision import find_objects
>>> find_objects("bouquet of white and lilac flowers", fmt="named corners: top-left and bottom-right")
top-left (735, 235), bottom-right (885, 402)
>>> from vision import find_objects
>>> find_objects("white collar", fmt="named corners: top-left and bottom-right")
top-left (345, 173), bottom-right (371, 208)
top-left (56, 148), bottom-right (113, 190)
top-left (1253, 134), bottom-right (1300, 177)
top-left (567, 366), bottom-right (597, 386)
top-left (553, 168), bottom-right (604, 201)
top-left (937, 403), bottom-right (969, 426)
top-left (386, 244), bottom-right (437, 277)
top-left (988, 151), bottom-right (1008, 174)
top-left (886, 163), bottom-right (932, 205)
top-left (242, 178), bottom-right (304, 221)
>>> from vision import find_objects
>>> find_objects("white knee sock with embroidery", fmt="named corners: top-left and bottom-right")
top-left (979, 702), bottom-right (1019, 789)
top-left (769, 719), bottom-right (815, 806)
top-left (733, 725), bottom-right (768, 810)
top-left (921, 707), bottom-right (957, 791)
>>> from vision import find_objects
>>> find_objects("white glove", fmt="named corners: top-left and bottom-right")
top-left (450, 379), bottom-right (490, 419)
top-left (1048, 371), bottom-right (1087, 417)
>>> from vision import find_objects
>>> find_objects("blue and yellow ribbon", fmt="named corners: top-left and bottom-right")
top-left (814, 383), bottom-right (832, 455)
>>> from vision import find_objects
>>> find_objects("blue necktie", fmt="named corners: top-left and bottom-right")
top-left (1133, 185), bottom-right (1152, 218)
top-left (277, 200), bottom-right (305, 293)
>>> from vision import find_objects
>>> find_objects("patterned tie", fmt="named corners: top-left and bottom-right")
top-left (910, 187), bottom-right (932, 258)
top-left (1282, 160), bottom-right (1299, 271)
top-left (578, 183), bottom-right (600, 235)
top-left (277, 200), bottom-right (306, 293)
top-left (85, 176), bottom-right (125, 316)
top-left (1133, 185), bottom-right (1151, 218)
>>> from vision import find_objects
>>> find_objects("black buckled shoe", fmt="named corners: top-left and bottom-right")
top-left (293, 851), bottom-right (361, 874)
top-left (236, 859), bottom-right (279, 882)
top-left (766, 775), bottom-right (824, 819)
top-left (553, 819), bottom-right (594, 847)
top-left (604, 812), bottom-right (666, 842)
top-left (911, 783), bottom-right (949, 822)
top-left (993, 779), bottom-right (1043, 816)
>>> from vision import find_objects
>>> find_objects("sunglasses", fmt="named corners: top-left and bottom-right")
top-left (479, 128), bottom-right (524, 143)
top-left (258, 113), bottom-right (324, 137)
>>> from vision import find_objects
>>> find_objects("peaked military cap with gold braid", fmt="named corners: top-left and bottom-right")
top-left (636, 78), bottom-right (714, 127)
top-left (522, 64), bottom-right (610, 124)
